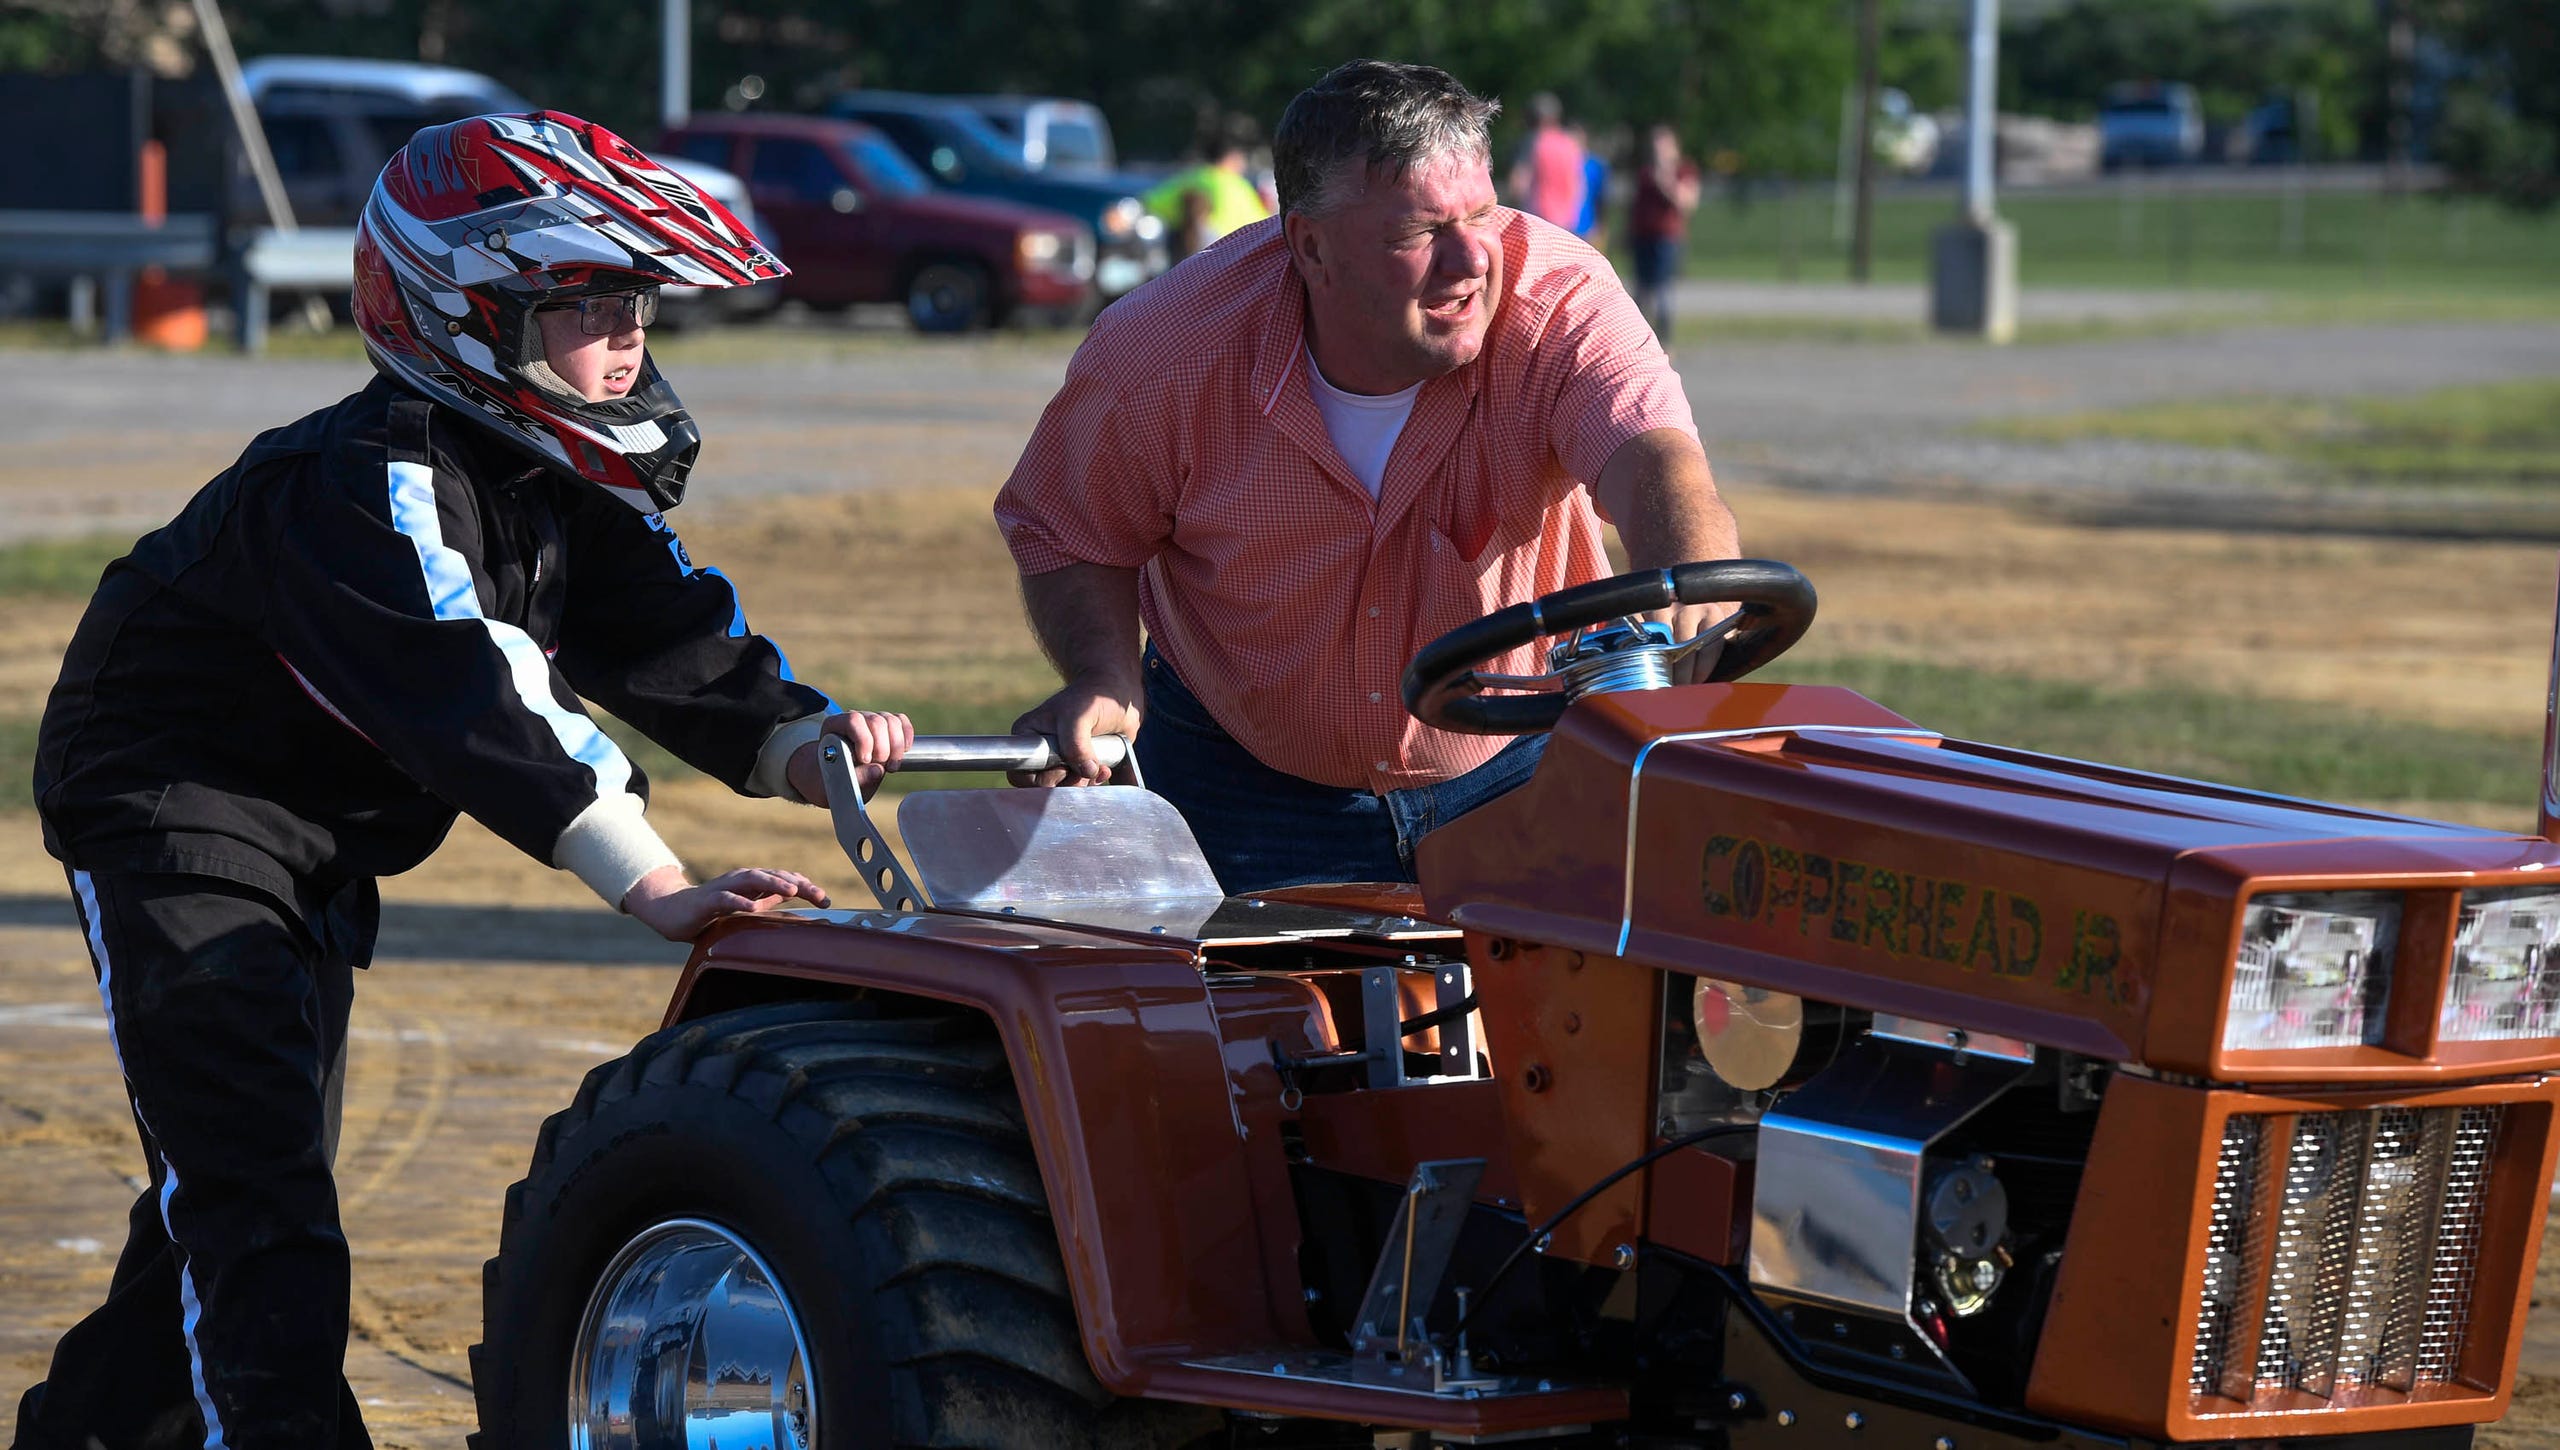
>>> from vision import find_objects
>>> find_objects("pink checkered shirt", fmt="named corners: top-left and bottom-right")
top-left (994, 209), bottom-right (1700, 792)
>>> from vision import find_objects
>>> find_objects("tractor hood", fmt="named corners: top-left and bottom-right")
top-left (1417, 683), bottom-right (2560, 1076)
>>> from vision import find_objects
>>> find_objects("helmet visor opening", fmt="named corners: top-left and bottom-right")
top-left (539, 285), bottom-right (661, 336)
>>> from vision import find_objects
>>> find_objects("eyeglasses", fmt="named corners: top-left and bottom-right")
top-left (543, 286), bottom-right (660, 336)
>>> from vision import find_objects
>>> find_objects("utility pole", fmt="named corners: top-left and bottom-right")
top-left (190, 0), bottom-right (294, 233)
top-left (1929, 0), bottom-right (2015, 341)
top-left (2383, 0), bottom-right (2414, 195)
top-left (661, 0), bottom-right (690, 130)
top-left (1849, 0), bottom-right (1882, 283)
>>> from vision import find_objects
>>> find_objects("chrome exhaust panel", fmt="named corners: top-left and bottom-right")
top-left (1745, 1029), bottom-right (2032, 1395)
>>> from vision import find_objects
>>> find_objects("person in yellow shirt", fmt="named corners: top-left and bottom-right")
top-left (1144, 116), bottom-right (1272, 261)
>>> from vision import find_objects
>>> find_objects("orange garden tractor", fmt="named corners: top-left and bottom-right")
top-left (468, 561), bottom-right (2560, 1449)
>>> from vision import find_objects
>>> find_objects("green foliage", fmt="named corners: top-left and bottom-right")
top-left (2001, 0), bottom-right (2375, 148)
top-left (15, 0), bottom-right (1860, 174)
top-left (2437, 92), bottom-right (2558, 211)
top-left (1769, 656), bottom-right (2536, 817)
top-left (2428, 0), bottom-right (2560, 213)
top-left (0, 11), bottom-right (83, 71)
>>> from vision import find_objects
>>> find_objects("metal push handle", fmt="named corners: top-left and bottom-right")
top-left (894, 734), bottom-right (1129, 774)
top-left (818, 733), bottom-right (1137, 915)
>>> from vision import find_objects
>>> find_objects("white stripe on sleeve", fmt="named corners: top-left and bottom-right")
top-left (384, 459), bottom-right (636, 801)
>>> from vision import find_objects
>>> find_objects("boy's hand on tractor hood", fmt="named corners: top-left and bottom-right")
top-left (785, 711), bottom-right (915, 807)
top-left (623, 865), bottom-right (830, 942)
top-left (1009, 679), bottom-right (1139, 787)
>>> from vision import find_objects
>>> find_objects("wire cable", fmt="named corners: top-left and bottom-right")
top-left (1452, 1123), bottom-right (1758, 1338)
top-left (1397, 992), bottom-right (1479, 1038)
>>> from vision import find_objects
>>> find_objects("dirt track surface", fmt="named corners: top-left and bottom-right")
top-left (7, 308), bottom-right (2560, 1443)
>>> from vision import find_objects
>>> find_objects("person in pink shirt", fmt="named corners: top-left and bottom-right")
top-left (993, 59), bottom-right (1737, 891)
top-left (1508, 91), bottom-right (1587, 230)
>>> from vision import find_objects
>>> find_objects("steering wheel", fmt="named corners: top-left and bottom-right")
top-left (1400, 559), bottom-right (1817, 735)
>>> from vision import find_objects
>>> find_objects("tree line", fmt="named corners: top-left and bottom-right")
top-left (1, 0), bottom-right (2549, 203)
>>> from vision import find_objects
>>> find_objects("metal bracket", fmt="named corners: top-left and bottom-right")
top-left (1351, 1158), bottom-right (1488, 1363)
top-left (1360, 962), bottom-right (1481, 1089)
top-left (821, 737), bottom-right (929, 914)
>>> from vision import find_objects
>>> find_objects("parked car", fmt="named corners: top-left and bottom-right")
top-left (236, 56), bottom-right (532, 229)
top-left (234, 56), bottom-right (780, 325)
top-left (651, 154), bottom-right (786, 331)
top-left (2098, 80), bottom-right (2205, 170)
top-left (958, 94), bottom-right (1118, 174)
top-left (663, 114), bottom-right (1093, 331)
top-left (827, 91), bottom-right (1166, 299)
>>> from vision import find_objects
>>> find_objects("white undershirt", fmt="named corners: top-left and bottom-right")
top-left (1306, 351), bottom-right (1422, 501)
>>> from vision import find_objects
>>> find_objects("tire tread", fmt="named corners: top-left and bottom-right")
top-left (471, 1001), bottom-right (1212, 1449)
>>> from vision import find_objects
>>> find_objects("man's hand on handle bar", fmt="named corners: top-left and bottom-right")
top-left (1008, 678), bottom-right (1141, 787)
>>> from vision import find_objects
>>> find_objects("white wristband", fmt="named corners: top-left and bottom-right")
top-left (553, 794), bottom-right (684, 908)
top-left (748, 711), bottom-right (833, 803)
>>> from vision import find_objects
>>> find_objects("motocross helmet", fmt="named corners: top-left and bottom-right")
top-left (352, 111), bottom-right (785, 512)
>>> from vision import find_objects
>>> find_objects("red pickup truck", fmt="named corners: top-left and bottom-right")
top-left (662, 114), bottom-right (1094, 331)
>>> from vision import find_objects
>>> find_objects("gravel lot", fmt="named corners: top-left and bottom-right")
top-left (4, 310), bottom-right (2555, 543)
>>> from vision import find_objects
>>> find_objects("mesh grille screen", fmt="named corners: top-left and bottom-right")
top-left (2194, 1116), bottom-right (2265, 1396)
top-left (2417, 1106), bottom-right (2501, 1381)
top-left (2190, 1104), bottom-right (2506, 1405)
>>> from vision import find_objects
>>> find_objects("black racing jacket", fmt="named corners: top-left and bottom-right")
top-left (35, 374), bottom-right (833, 923)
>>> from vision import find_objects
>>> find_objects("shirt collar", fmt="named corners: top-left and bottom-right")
top-left (1251, 248), bottom-right (1490, 418)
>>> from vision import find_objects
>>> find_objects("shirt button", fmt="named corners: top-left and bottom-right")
top-left (1374, 760), bottom-right (1390, 772)
top-left (1370, 691), bottom-right (1383, 703)
top-left (1367, 607), bottom-right (1380, 618)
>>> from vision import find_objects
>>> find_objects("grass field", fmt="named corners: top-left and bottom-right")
top-left (5, 482), bottom-right (2550, 838)
top-left (1679, 184), bottom-right (2560, 296)
top-left (1981, 376), bottom-right (2560, 486)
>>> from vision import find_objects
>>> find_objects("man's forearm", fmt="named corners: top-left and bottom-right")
top-left (1020, 562), bottom-right (1145, 695)
top-left (1595, 427), bottom-right (1738, 569)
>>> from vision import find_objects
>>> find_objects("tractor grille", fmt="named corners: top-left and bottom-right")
top-left (2191, 1105), bottom-right (2503, 1404)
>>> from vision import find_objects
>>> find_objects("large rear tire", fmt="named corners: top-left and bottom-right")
top-left (468, 1001), bottom-right (1220, 1449)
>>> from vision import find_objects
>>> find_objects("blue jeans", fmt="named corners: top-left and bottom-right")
top-left (1136, 645), bottom-right (1549, 894)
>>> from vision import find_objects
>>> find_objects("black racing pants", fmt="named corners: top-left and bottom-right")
top-left (12, 871), bottom-right (373, 1450)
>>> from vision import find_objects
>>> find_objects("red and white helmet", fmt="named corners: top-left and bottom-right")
top-left (352, 111), bottom-right (786, 512)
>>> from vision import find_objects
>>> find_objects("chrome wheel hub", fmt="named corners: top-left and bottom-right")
top-left (569, 1218), bottom-right (817, 1450)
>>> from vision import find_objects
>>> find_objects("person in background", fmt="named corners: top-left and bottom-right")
top-left (1506, 91), bottom-right (1585, 230)
top-left (1629, 121), bottom-right (1702, 341)
top-left (1144, 115), bottom-right (1273, 263)
top-left (1570, 121), bottom-right (1610, 250)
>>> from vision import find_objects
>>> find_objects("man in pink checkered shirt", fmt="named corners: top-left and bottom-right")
top-left (994, 60), bottom-right (1738, 892)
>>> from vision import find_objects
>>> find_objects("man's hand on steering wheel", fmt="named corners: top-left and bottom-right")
top-left (1651, 598), bottom-right (1733, 683)
top-left (1009, 675), bottom-right (1140, 787)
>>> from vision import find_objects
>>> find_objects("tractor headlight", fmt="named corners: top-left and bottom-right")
top-left (1018, 230), bottom-right (1063, 264)
top-left (2224, 891), bottom-right (2401, 1052)
top-left (2443, 887), bottom-right (2560, 1042)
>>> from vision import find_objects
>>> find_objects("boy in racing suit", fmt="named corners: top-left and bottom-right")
top-left (14, 112), bottom-right (906, 1450)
